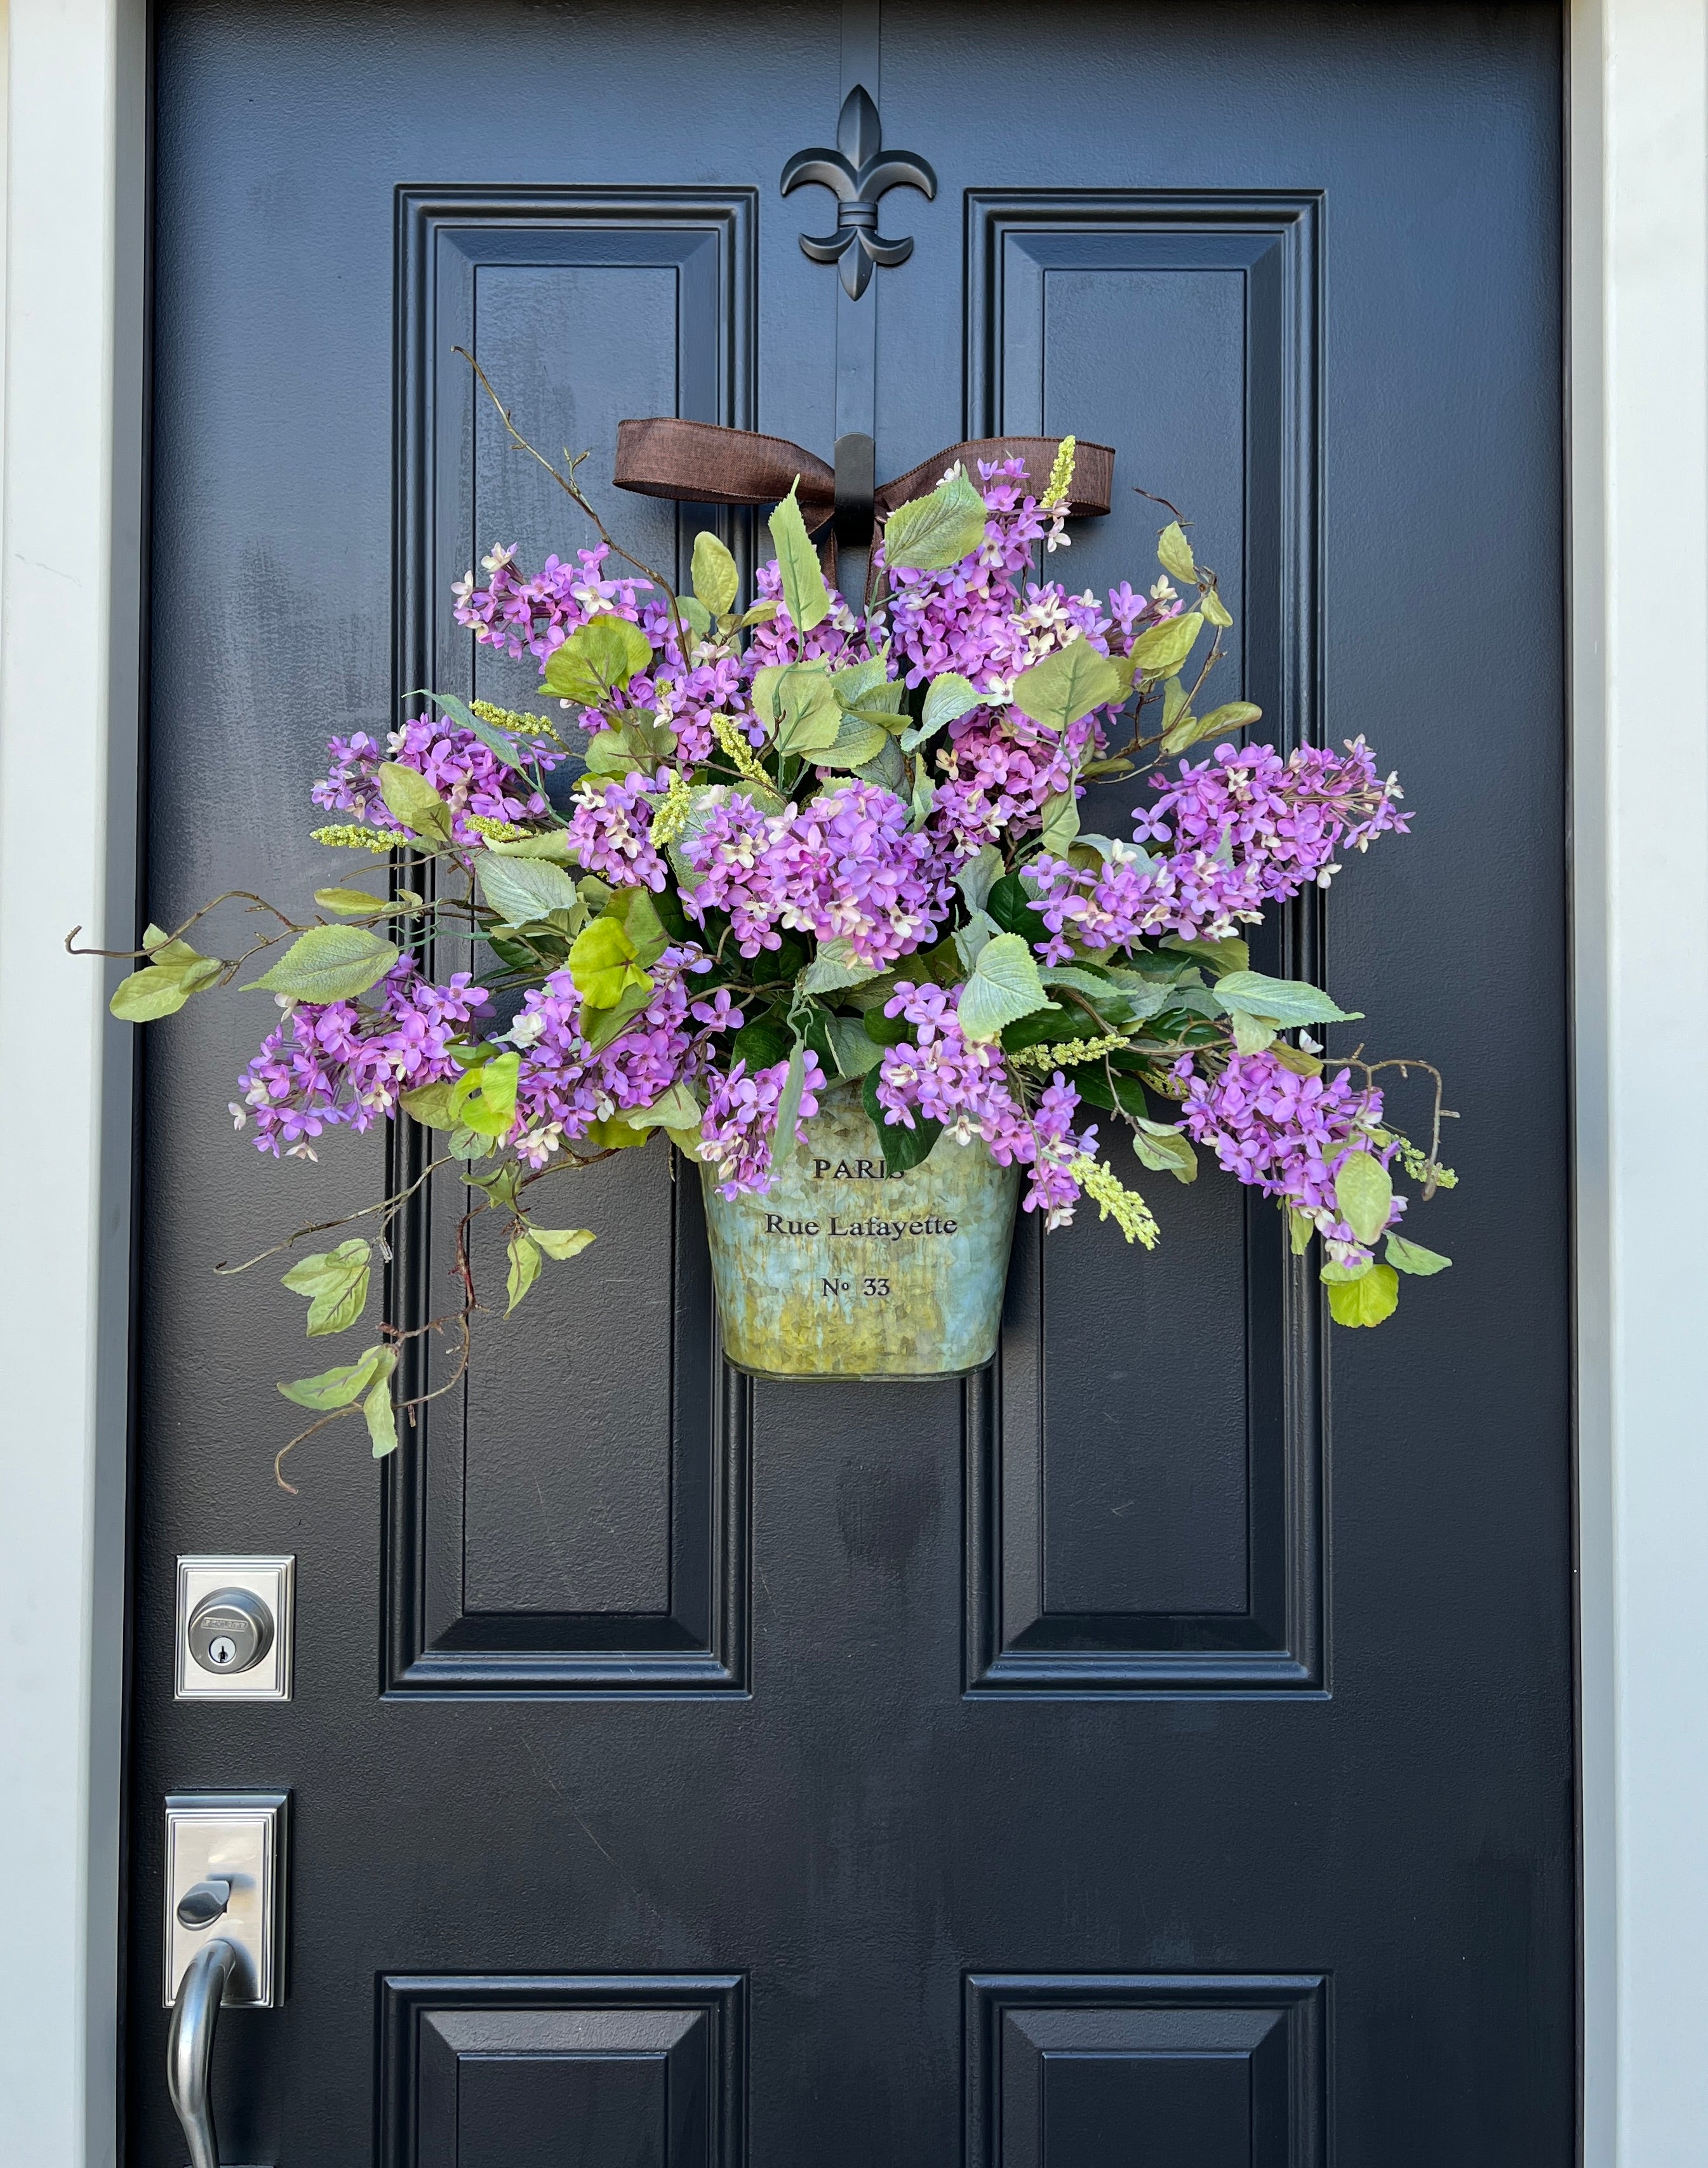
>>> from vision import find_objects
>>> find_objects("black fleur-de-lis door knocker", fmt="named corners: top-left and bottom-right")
top-left (781, 85), bottom-right (937, 300)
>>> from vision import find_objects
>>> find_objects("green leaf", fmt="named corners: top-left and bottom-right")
top-left (246, 925), bottom-right (399, 1003)
top-left (1196, 700), bottom-right (1263, 737)
top-left (676, 596), bottom-right (713, 643)
top-left (955, 908), bottom-right (998, 973)
top-left (1157, 520), bottom-right (1197, 582)
top-left (769, 480), bottom-right (831, 632)
top-left (1010, 641), bottom-right (1124, 732)
top-left (1130, 609), bottom-right (1204, 682)
top-left (958, 931), bottom-right (1054, 1043)
top-left (1131, 1121), bottom-right (1198, 1183)
top-left (377, 761), bottom-right (453, 844)
top-left (411, 688), bottom-right (525, 774)
top-left (281, 1237), bottom-right (371, 1338)
top-left (802, 939), bottom-right (881, 995)
top-left (542, 615), bottom-right (653, 705)
top-left (479, 855), bottom-right (580, 926)
top-left (1037, 790), bottom-right (1081, 856)
top-left (1385, 1234), bottom-right (1452, 1277)
top-left (1334, 1151), bottom-right (1394, 1244)
top-left (954, 843), bottom-right (1004, 915)
top-left (860, 1068), bottom-right (942, 1173)
top-left (828, 656), bottom-right (895, 712)
top-left (506, 1230), bottom-right (544, 1313)
top-left (1326, 1261), bottom-right (1400, 1327)
top-left (1216, 970), bottom-right (1362, 1028)
top-left (985, 870), bottom-right (1050, 941)
top-left (1202, 585), bottom-right (1234, 629)
top-left (581, 975), bottom-right (656, 1053)
top-left (901, 670), bottom-right (982, 752)
top-left (811, 713), bottom-right (891, 769)
top-left (827, 1016), bottom-right (885, 1077)
top-left (881, 467), bottom-right (990, 571)
top-left (622, 1082), bottom-right (704, 1132)
top-left (1288, 1207), bottom-right (1315, 1255)
top-left (691, 529), bottom-right (739, 618)
top-left (755, 661), bottom-right (841, 755)
top-left (278, 1341), bottom-right (394, 1412)
top-left (1162, 935), bottom-right (1249, 978)
top-left (770, 1040), bottom-right (809, 1169)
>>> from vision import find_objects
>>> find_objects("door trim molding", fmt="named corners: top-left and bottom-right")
top-left (1, 1), bottom-right (1700, 2160)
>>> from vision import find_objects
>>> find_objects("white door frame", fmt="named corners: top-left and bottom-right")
top-left (1, 0), bottom-right (1702, 2158)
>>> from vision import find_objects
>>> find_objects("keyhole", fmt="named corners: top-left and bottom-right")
top-left (208, 1635), bottom-right (237, 1667)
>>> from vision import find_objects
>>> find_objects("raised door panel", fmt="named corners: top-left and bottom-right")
top-left (963, 197), bottom-right (1324, 1693)
top-left (386, 193), bottom-right (755, 1692)
top-left (967, 1974), bottom-right (1325, 2168)
top-left (381, 1975), bottom-right (744, 2168)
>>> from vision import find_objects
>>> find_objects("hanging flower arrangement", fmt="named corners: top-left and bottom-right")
top-left (93, 378), bottom-right (1454, 1471)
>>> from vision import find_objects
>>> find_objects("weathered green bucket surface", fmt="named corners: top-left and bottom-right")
top-left (698, 1093), bottom-right (1022, 1380)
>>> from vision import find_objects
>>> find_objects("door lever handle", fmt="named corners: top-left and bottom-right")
top-left (167, 1937), bottom-right (269, 2168)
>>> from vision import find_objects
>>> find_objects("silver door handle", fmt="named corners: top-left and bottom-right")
top-left (167, 1936), bottom-right (265, 2168)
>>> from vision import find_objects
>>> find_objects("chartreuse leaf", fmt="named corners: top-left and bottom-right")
top-left (770, 481), bottom-right (831, 632)
top-left (1132, 1120), bottom-right (1198, 1184)
top-left (450, 1049), bottom-right (519, 1138)
top-left (1011, 641), bottom-right (1124, 732)
top-left (1157, 521), bottom-right (1196, 582)
top-left (377, 762), bottom-right (453, 843)
top-left (314, 887), bottom-right (397, 917)
top-left (1037, 790), bottom-right (1081, 856)
top-left (478, 855), bottom-right (580, 927)
top-left (533, 1227), bottom-right (597, 1261)
top-left (1326, 1261), bottom-right (1400, 1327)
top-left (279, 1341), bottom-right (395, 1413)
top-left (399, 1079), bottom-right (458, 1129)
top-left (1385, 1234), bottom-right (1451, 1276)
top-left (1288, 1207), bottom-right (1316, 1255)
top-left (110, 926), bottom-right (224, 1021)
top-left (881, 467), bottom-right (989, 571)
top-left (691, 530), bottom-right (739, 618)
top-left (957, 932), bottom-right (1055, 1043)
top-left (1130, 609), bottom-right (1203, 681)
top-left (484, 828), bottom-right (573, 862)
top-left (542, 615), bottom-right (653, 705)
top-left (363, 1375), bottom-right (398, 1458)
top-left (506, 1227), bottom-right (544, 1313)
top-left (568, 904), bottom-right (653, 1012)
top-left (1334, 1151), bottom-right (1394, 1245)
top-left (281, 1237), bottom-right (371, 1338)
top-left (246, 925), bottom-right (398, 1002)
top-left (1202, 585), bottom-right (1234, 630)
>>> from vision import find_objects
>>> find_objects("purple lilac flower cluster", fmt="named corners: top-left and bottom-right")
top-left (236, 960), bottom-right (490, 1155)
top-left (1025, 737), bottom-right (1410, 959)
top-left (312, 717), bottom-right (559, 846)
top-left (872, 983), bottom-right (1095, 1225)
top-left (563, 772), bottom-right (671, 892)
top-left (1173, 1049), bottom-right (1405, 1264)
top-left (698, 1050), bottom-right (829, 1197)
top-left (680, 781), bottom-right (951, 968)
top-left (507, 947), bottom-right (740, 1167)
top-left (451, 543), bottom-right (653, 663)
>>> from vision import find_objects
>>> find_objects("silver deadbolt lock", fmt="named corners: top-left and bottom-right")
top-left (175, 1556), bottom-right (294, 1700)
top-left (187, 1587), bottom-right (274, 1675)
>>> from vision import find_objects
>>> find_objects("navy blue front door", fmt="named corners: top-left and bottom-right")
top-left (134, 3), bottom-right (1572, 2161)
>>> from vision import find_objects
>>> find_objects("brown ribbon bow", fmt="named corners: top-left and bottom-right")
top-left (612, 418), bottom-right (1112, 549)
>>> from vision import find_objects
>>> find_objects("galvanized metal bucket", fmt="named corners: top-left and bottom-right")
top-left (698, 1092), bottom-right (1021, 1380)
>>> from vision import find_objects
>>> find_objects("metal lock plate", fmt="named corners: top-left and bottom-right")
top-left (163, 1792), bottom-right (288, 2007)
top-left (175, 1555), bottom-right (294, 1701)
